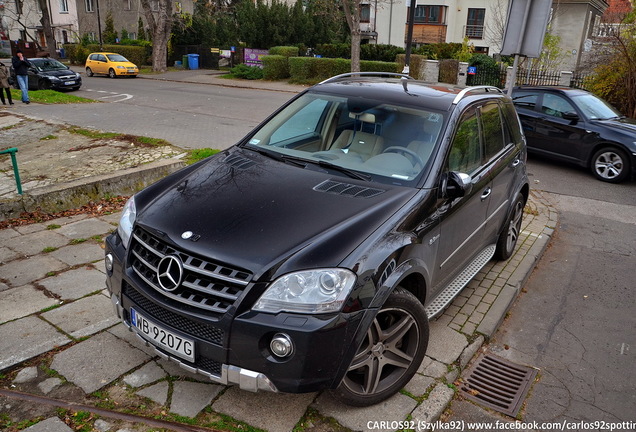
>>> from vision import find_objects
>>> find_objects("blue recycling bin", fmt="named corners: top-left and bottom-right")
top-left (187, 54), bottom-right (199, 70)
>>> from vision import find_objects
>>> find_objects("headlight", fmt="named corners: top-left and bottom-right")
top-left (117, 65), bottom-right (126, 69)
top-left (117, 196), bottom-right (136, 248)
top-left (49, 76), bottom-right (60, 81)
top-left (253, 269), bottom-right (356, 314)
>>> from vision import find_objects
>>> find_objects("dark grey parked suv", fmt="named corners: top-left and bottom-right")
top-left (105, 73), bottom-right (529, 406)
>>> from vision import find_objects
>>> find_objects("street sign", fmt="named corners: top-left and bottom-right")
top-left (500, 0), bottom-right (552, 58)
top-left (468, 66), bottom-right (477, 75)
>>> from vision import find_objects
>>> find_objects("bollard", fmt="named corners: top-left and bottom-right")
top-left (0, 147), bottom-right (23, 195)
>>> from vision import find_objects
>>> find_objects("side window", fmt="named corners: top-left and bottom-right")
top-left (512, 92), bottom-right (538, 110)
top-left (269, 98), bottom-right (330, 145)
top-left (501, 100), bottom-right (524, 144)
top-left (541, 94), bottom-right (576, 118)
top-left (448, 107), bottom-right (482, 174)
top-left (481, 102), bottom-right (505, 160)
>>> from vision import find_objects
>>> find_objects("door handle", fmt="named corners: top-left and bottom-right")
top-left (481, 187), bottom-right (492, 201)
top-left (512, 158), bottom-right (521, 167)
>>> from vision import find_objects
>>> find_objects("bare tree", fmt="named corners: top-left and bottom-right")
top-left (37, 0), bottom-right (58, 57)
top-left (3, 0), bottom-right (56, 56)
top-left (139, 0), bottom-right (173, 72)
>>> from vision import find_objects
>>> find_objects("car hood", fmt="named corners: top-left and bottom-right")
top-left (38, 69), bottom-right (77, 78)
top-left (114, 62), bottom-right (137, 68)
top-left (135, 148), bottom-right (418, 280)
top-left (595, 117), bottom-right (636, 135)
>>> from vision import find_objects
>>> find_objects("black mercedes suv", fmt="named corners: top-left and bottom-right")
top-left (105, 73), bottom-right (529, 406)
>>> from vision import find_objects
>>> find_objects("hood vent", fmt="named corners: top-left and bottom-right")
top-left (224, 154), bottom-right (256, 170)
top-left (314, 180), bottom-right (385, 198)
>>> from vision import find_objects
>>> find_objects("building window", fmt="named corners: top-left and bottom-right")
top-left (414, 5), bottom-right (445, 24)
top-left (87, 31), bottom-right (97, 42)
top-left (85, 0), bottom-right (94, 12)
top-left (151, 0), bottom-right (159, 11)
top-left (466, 8), bottom-right (485, 39)
top-left (59, 0), bottom-right (68, 13)
top-left (123, 0), bottom-right (131, 10)
top-left (129, 32), bottom-right (137, 40)
top-left (19, 30), bottom-right (27, 41)
top-left (360, 4), bottom-right (370, 23)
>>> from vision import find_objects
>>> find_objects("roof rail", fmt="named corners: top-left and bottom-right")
top-left (451, 86), bottom-right (505, 105)
top-left (319, 72), bottom-right (413, 85)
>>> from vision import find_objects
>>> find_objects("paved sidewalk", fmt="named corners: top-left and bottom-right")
top-left (0, 70), bottom-right (558, 432)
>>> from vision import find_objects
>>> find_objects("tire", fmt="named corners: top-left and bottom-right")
top-left (494, 192), bottom-right (525, 260)
top-left (108, 68), bottom-right (117, 79)
top-left (332, 287), bottom-right (429, 406)
top-left (37, 79), bottom-right (52, 90)
top-left (86, 67), bottom-right (94, 77)
top-left (591, 147), bottom-right (630, 183)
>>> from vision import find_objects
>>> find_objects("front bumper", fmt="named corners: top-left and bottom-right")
top-left (105, 232), bottom-right (364, 394)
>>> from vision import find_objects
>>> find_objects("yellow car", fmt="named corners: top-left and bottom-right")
top-left (85, 52), bottom-right (139, 78)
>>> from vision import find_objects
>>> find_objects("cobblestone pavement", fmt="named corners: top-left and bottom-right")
top-left (0, 71), bottom-right (557, 432)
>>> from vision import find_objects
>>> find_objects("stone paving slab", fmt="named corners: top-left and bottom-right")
top-left (170, 381), bottom-right (223, 418)
top-left (54, 218), bottom-right (116, 239)
top-left (137, 381), bottom-right (170, 405)
top-left (0, 254), bottom-right (67, 287)
top-left (49, 242), bottom-right (104, 266)
top-left (41, 292), bottom-right (118, 338)
top-left (2, 229), bottom-right (69, 256)
top-left (123, 361), bottom-right (167, 388)
top-left (0, 284), bottom-right (59, 323)
top-left (0, 316), bottom-right (72, 370)
top-left (50, 331), bottom-right (150, 394)
top-left (313, 391), bottom-right (418, 432)
top-left (39, 266), bottom-right (106, 300)
top-left (213, 387), bottom-right (317, 432)
top-left (24, 416), bottom-right (74, 432)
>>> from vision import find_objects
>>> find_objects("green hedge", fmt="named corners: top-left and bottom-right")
top-left (262, 55), bottom-right (290, 80)
top-left (285, 57), bottom-right (398, 83)
top-left (268, 46), bottom-right (299, 57)
top-left (396, 54), bottom-right (427, 80)
top-left (62, 44), bottom-right (151, 66)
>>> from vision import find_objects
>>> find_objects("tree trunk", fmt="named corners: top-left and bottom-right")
top-left (342, 0), bottom-right (362, 72)
top-left (37, 0), bottom-right (58, 58)
top-left (140, 0), bottom-right (173, 72)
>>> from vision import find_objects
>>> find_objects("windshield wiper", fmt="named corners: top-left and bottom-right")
top-left (245, 146), bottom-right (307, 168)
top-left (315, 160), bottom-right (372, 181)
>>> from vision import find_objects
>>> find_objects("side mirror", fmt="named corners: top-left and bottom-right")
top-left (562, 111), bottom-right (579, 124)
top-left (445, 172), bottom-right (473, 199)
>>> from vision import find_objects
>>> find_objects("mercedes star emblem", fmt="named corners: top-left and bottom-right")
top-left (157, 255), bottom-right (184, 292)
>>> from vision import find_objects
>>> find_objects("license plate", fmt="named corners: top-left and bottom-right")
top-left (65, 81), bottom-right (75, 85)
top-left (130, 308), bottom-right (195, 362)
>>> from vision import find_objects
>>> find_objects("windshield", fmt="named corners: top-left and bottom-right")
top-left (245, 92), bottom-right (446, 184)
top-left (571, 93), bottom-right (622, 120)
top-left (33, 59), bottom-right (68, 72)
top-left (106, 54), bottom-right (129, 62)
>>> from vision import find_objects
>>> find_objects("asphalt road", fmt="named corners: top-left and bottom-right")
top-left (10, 75), bottom-right (295, 150)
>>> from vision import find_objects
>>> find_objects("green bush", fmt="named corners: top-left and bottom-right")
top-left (360, 44), bottom-right (405, 62)
top-left (230, 64), bottom-right (264, 80)
top-left (262, 55), bottom-right (290, 80)
top-left (396, 54), bottom-right (427, 80)
top-left (63, 44), bottom-right (150, 66)
top-left (315, 43), bottom-right (351, 59)
top-left (288, 57), bottom-right (399, 83)
top-left (269, 46), bottom-right (299, 57)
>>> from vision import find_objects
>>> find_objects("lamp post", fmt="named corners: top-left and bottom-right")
top-left (402, 0), bottom-right (417, 74)
top-left (96, 0), bottom-right (103, 49)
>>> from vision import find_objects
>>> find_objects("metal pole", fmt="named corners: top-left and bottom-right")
top-left (403, 0), bottom-right (417, 74)
top-left (96, 0), bottom-right (103, 49)
top-left (0, 148), bottom-right (22, 195)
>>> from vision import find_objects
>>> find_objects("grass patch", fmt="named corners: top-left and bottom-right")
top-left (69, 238), bottom-right (87, 245)
top-left (46, 224), bottom-right (61, 230)
top-left (128, 135), bottom-right (170, 147)
top-left (67, 126), bottom-right (120, 140)
top-left (185, 148), bottom-right (220, 165)
top-left (40, 135), bottom-right (58, 141)
top-left (42, 246), bottom-right (58, 253)
top-left (12, 89), bottom-right (95, 104)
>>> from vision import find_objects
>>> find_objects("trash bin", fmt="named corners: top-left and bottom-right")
top-left (182, 55), bottom-right (189, 70)
top-left (187, 53), bottom-right (199, 70)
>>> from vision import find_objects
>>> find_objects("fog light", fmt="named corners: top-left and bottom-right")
top-left (270, 333), bottom-right (293, 358)
top-left (105, 253), bottom-right (114, 272)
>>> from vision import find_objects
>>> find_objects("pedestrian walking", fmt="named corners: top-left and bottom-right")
top-left (0, 61), bottom-right (13, 105)
top-left (11, 50), bottom-right (31, 104)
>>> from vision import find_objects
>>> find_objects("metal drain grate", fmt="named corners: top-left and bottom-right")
top-left (460, 353), bottom-right (538, 417)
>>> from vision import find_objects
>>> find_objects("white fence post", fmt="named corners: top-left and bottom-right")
top-left (422, 60), bottom-right (440, 83)
top-left (559, 71), bottom-right (573, 87)
top-left (458, 62), bottom-right (469, 87)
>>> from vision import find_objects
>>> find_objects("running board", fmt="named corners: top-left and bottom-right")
top-left (425, 244), bottom-right (496, 319)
